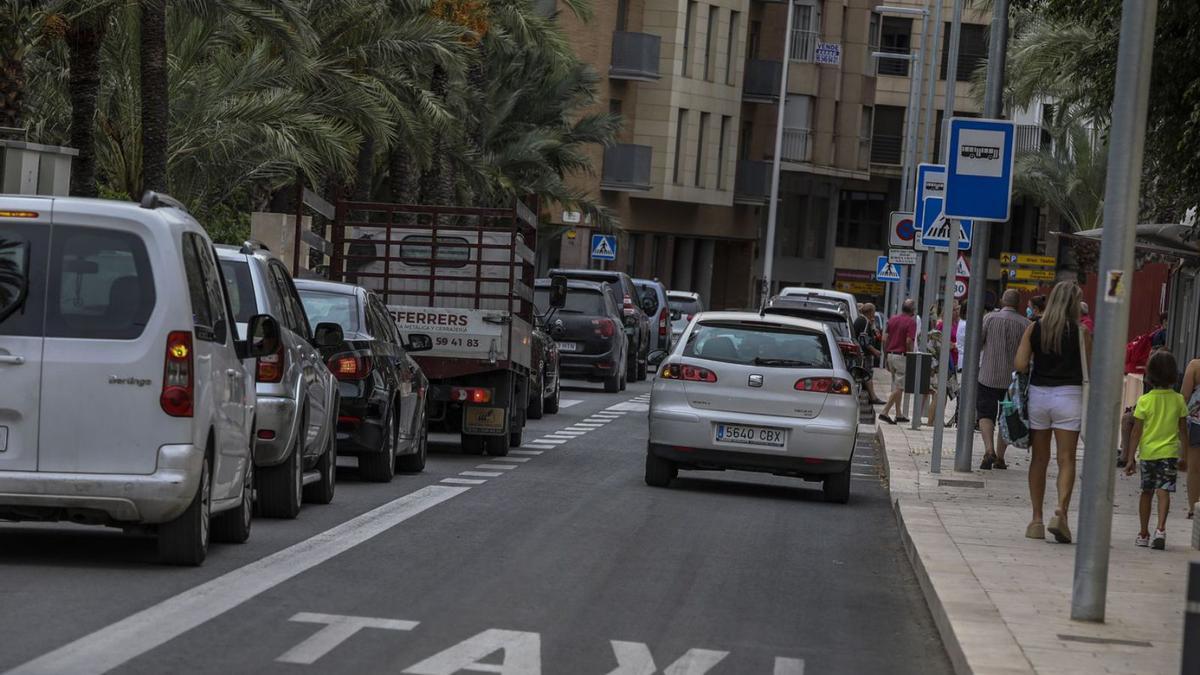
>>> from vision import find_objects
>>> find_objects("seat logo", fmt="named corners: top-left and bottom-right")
top-left (748, 374), bottom-right (763, 388)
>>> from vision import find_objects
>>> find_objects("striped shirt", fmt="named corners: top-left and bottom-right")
top-left (978, 307), bottom-right (1030, 389)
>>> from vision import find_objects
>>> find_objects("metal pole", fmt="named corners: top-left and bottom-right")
top-left (1184, 562), bottom-right (1200, 673)
top-left (1072, 0), bottom-right (1157, 623)
top-left (955, 0), bottom-right (1009, 472)
top-left (761, 0), bottom-right (796, 298)
top-left (941, 0), bottom-right (964, 160)
top-left (921, 0), bottom-right (945, 164)
top-left (903, 8), bottom-right (930, 319)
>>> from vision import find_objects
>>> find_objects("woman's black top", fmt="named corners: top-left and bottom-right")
top-left (1030, 320), bottom-right (1083, 387)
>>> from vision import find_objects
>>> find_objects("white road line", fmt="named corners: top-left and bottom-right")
top-left (460, 471), bottom-right (503, 478)
top-left (557, 399), bottom-right (584, 409)
top-left (475, 464), bottom-right (516, 471)
top-left (5, 485), bottom-right (467, 675)
top-left (572, 422), bottom-right (604, 428)
top-left (510, 450), bottom-right (543, 456)
top-left (582, 419), bottom-right (612, 424)
top-left (547, 431), bottom-right (586, 437)
top-left (530, 438), bottom-right (567, 445)
top-left (440, 478), bottom-right (486, 485)
top-left (493, 457), bottom-right (530, 463)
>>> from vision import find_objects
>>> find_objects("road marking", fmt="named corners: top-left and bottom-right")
top-left (572, 423), bottom-right (604, 428)
top-left (774, 657), bottom-right (806, 675)
top-left (583, 418), bottom-right (613, 424)
top-left (530, 438), bottom-right (567, 445)
top-left (607, 402), bottom-right (647, 412)
top-left (276, 613), bottom-right (418, 665)
top-left (475, 464), bottom-right (516, 471)
top-left (511, 450), bottom-right (543, 456)
top-left (492, 457), bottom-right (530, 463)
top-left (593, 412), bottom-right (622, 418)
top-left (607, 641), bottom-right (729, 674)
top-left (404, 629), bottom-right (540, 675)
top-left (546, 431), bottom-right (585, 438)
top-left (557, 399), bottom-right (584, 409)
top-left (561, 428), bottom-right (593, 434)
top-left (5, 485), bottom-right (467, 675)
top-left (460, 471), bottom-right (503, 478)
top-left (440, 478), bottom-right (487, 485)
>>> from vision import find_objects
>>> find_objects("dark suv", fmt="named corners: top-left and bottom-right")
top-left (547, 269), bottom-right (650, 381)
top-left (535, 278), bottom-right (628, 392)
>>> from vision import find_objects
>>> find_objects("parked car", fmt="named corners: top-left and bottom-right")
top-left (777, 287), bottom-right (860, 325)
top-left (763, 295), bottom-right (863, 372)
top-left (295, 279), bottom-right (431, 480)
top-left (216, 243), bottom-right (340, 518)
top-left (547, 269), bottom-right (650, 381)
top-left (0, 193), bottom-right (280, 565)
top-left (535, 278), bottom-right (628, 392)
top-left (667, 290), bottom-right (705, 342)
top-left (646, 311), bottom-right (864, 503)
top-left (527, 315), bottom-right (561, 419)
top-left (634, 277), bottom-right (672, 358)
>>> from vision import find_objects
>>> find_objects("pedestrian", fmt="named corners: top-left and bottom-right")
top-left (977, 289), bottom-right (1030, 470)
top-left (956, 301), bottom-right (967, 373)
top-left (1026, 294), bottom-right (1046, 320)
top-left (879, 299), bottom-right (918, 425)
top-left (1122, 350), bottom-right (1189, 549)
top-left (855, 303), bottom-right (885, 405)
top-left (1152, 311), bottom-right (1169, 350)
top-left (927, 302), bottom-right (961, 426)
top-left (1080, 301), bottom-right (1095, 333)
top-left (1178, 356), bottom-right (1200, 518)
top-left (1015, 281), bottom-right (1091, 543)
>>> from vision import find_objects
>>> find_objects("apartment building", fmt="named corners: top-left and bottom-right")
top-left (545, 0), bottom-right (758, 309)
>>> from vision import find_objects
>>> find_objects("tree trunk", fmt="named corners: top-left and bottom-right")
top-left (67, 14), bottom-right (107, 198)
top-left (387, 147), bottom-right (417, 204)
top-left (139, 0), bottom-right (169, 196)
top-left (0, 44), bottom-right (26, 129)
top-left (353, 136), bottom-right (375, 201)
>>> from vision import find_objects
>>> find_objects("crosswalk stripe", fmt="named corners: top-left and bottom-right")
top-left (475, 464), bottom-right (516, 471)
top-left (460, 471), bottom-right (503, 478)
top-left (441, 478), bottom-right (486, 485)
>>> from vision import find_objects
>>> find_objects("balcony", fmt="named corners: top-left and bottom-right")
top-left (870, 134), bottom-right (902, 165)
top-left (734, 160), bottom-right (772, 203)
top-left (1016, 123), bottom-right (1044, 154)
top-left (610, 32), bottom-right (661, 81)
top-left (601, 144), bottom-right (653, 191)
top-left (789, 29), bottom-right (819, 63)
top-left (742, 60), bottom-right (782, 103)
top-left (781, 128), bottom-right (812, 163)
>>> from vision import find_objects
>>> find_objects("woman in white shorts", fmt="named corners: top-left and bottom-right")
top-left (1015, 281), bottom-right (1091, 544)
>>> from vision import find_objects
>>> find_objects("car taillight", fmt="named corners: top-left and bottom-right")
top-left (837, 340), bottom-right (861, 356)
top-left (328, 353), bottom-right (371, 380)
top-left (795, 377), bottom-right (853, 395)
top-left (256, 343), bottom-right (285, 383)
top-left (623, 294), bottom-right (636, 316)
top-left (161, 331), bottom-right (194, 417)
top-left (592, 318), bottom-right (616, 338)
top-left (450, 386), bottom-right (493, 404)
top-left (660, 363), bottom-right (718, 382)
top-left (658, 308), bottom-right (668, 337)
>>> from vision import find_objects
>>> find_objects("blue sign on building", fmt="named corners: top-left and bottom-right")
top-left (590, 234), bottom-right (617, 261)
top-left (945, 117), bottom-right (1017, 222)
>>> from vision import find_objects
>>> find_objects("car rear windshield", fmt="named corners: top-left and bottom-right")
top-left (669, 296), bottom-right (703, 315)
top-left (298, 289), bottom-right (359, 333)
top-left (45, 226), bottom-right (155, 340)
top-left (636, 284), bottom-right (660, 315)
top-left (219, 259), bottom-right (257, 324)
top-left (535, 287), bottom-right (605, 315)
top-left (683, 321), bottom-right (832, 368)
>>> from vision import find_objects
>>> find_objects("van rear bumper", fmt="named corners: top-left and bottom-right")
top-left (0, 443), bottom-right (204, 526)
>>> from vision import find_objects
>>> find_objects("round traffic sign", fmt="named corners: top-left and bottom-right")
top-left (896, 217), bottom-right (915, 242)
top-left (954, 278), bottom-right (968, 299)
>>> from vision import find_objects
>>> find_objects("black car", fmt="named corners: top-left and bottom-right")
top-left (547, 269), bottom-right (650, 382)
top-left (763, 295), bottom-right (863, 370)
top-left (535, 278), bottom-right (628, 392)
top-left (295, 279), bottom-right (432, 481)
top-left (527, 315), bottom-right (561, 419)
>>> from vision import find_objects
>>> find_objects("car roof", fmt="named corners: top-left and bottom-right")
top-left (766, 296), bottom-right (846, 315)
top-left (535, 278), bottom-right (606, 291)
top-left (764, 305), bottom-right (846, 320)
top-left (633, 278), bottom-right (665, 289)
top-left (779, 287), bottom-right (856, 304)
top-left (293, 277), bottom-right (364, 297)
top-left (667, 290), bottom-right (701, 299)
top-left (0, 193), bottom-right (203, 234)
top-left (549, 268), bottom-right (627, 282)
top-left (689, 311), bottom-right (829, 333)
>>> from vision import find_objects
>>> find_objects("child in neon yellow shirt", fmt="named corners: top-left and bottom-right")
top-left (1123, 350), bottom-right (1189, 549)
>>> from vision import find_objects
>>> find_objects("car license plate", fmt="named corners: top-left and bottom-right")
top-left (557, 341), bottom-right (579, 352)
top-left (463, 406), bottom-right (506, 434)
top-left (714, 423), bottom-right (785, 448)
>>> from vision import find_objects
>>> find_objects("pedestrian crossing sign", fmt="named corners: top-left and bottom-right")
top-left (590, 234), bottom-right (617, 261)
top-left (920, 196), bottom-right (972, 251)
top-left (876, 256), bottom-right (902, 283)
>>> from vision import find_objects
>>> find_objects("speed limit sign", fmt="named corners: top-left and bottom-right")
top-left (954, 278), bottom-right (968, 300)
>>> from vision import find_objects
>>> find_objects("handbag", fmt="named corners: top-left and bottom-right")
top-left (1000, 371), bottom-right (1031, 449)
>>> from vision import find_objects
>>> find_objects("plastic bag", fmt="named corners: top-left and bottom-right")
top-left (999, 371), bottom-right (1031, 449)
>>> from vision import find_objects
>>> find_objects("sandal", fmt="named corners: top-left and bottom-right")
top-left (1048, 514), bottom-right (1072, 544)
top-left (878, 414), bottom-right (896, 425)
top-left (980, 454), bottom-right (994, 470)
top-left (994, 458), bottom-right (1008, 470)
top-left (1025, 522), bottom-right (1045, 539)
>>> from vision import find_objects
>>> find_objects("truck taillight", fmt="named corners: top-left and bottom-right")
top-left (795, 377), bottom-right (852, 395)
top-left (256, 344), bottom-right (285, 383)
top-left (450, 387), bottom-right (493, 404)
top-left (161, 331), bottom-right (194, 417)
top-left (592, 318), bottom-right (616, 338)
top-left (660, 363), bottom-right (718, 382)
top-left (329, 354), bottom-right (372, 380)
top-left (658, 308), bottom-right (668, 337)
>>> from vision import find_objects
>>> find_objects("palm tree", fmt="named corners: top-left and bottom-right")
top-left (0, 0), bottom-right (55, 130)
top-left (1013, 122), bottom-right (1107, 233)
top-left (66, 4), bottom-right (108, 197)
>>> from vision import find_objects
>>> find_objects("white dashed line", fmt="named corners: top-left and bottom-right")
top-left (441, 478), bottom-right (487, 485)
top-left (460, 471), bottom-right (503, 478)
top-left (475, 464), bottom-right (516, 471)
top-left (511, 450), bottom-right (544, 455)
top-left (557, 399), bottom-right (584, 408)
top-left (545, 432), bottom-right (585, 438)
top-left (573, 422), bottom-right (604, 428)
top-left (493, 457), bottom-right (530, 463)
top-left (529, 438), bottom-right (567, 445)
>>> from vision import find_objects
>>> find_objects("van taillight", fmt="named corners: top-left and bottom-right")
top-left (658, 308), bottom-right (668, 337)
top-left (329, 353), bottom-right (371, 380)
top-left (660, 363), bottom-right (718, 382)
top-left (592, 318), bottom-right (616, 338)
top-left (161, 331), bottom-right (194, 417)
top-left (257, 344), bottom-right (285, 383)
top-left (795, 377), bottom-right (852, 395)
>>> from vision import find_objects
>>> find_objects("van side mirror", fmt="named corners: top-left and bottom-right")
top-left (242, 314), bottom-right (281, 359)
top-left (405, 333), bottom-right (433, 352)
top-left (313, 321), bottom-right (345, 348)
top-left (548, 276), bottom-right (568, 309)
top-left (0, 239), bottom-right (29, 324)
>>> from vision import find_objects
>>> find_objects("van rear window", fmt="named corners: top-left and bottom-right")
top-left (0, 224), bottom-right (47, 337)
top-left (45, 227), bottom-right (155, 340)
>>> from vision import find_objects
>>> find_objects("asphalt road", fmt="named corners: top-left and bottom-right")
top-left (0, 379), bottom-right (951, 675)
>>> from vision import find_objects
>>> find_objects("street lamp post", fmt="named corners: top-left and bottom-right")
top-left (761, 0), bottom-right (796, 301)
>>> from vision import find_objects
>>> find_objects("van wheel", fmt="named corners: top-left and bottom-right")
top-left (527, 372), bottom-right (545, 420)
top-left (258, 425), bottom-right (303, 518)
top-left (508, 423), bottom-right (523, 448)
top-left (304, 425), bottom-right (337, 504)
top-left (485, 434), bottom-right (509, 457)
top-left (213, 458), bottom-right (253, 543)
top-left (159, 456), bottom-right (211, 566)
top-left (360, 409), bottom-right (397, 482)
top-left (644, 452), bottom-right (677, 488)
top-left (544, 378), bottom-right (560, 414)
top-left (395, 423), bottom-right (427, 473)
top-left (823, 464), bottom-right (852, 504)
top-left (604, 371), bottom-right (621, 393)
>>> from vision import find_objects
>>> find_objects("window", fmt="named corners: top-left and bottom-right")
top-left (43, 228), bottom-right (157, 341)
top-left (717, 115), bottom-right (730, 189)
top-left (867, 11), bottom-right (880, 61)
top-left (782, 95), bottom-right (813, 162)
top-left (398, 235), bottom-right (470, 267)
top-left (535, 286), bottom-right (606, 315)
top-left (859, 105), bottom-right (874, 169)
top-left (790, 0), bottom-right (820, 62)
top-left (726, 11), bottom-right (739, 84)
top-left (696, 112), bottom-right (710, 187)
top-left (270, 262), bottom-right (312, 339)
top-left (739, 121), bottom-right (752, 160)
top-left (298, 289), bottom-right (360, 333)
top-left (835, 191), bottom-right (887, 249)
top-left (683, 1), bottom-right (696, 77)
top-left (940, 23), bottom-right (988, 82)
top-left (609, 99), bottom-right (622, 116)
top-left (0, 224), bottom-right (48, 338)
top-left (674, 108), bottom-right (689, 184)
top-left (684, 321), bottom-right (832, 369)
top-left (704, 5), bottom-right (718, 81)
top-left (870, 105), bottom-right (905, 164)
top-left (369, 294), bottom-right (399, 344)
top-left (878, 17), bottom-right (912, 76)
top-left (616, 0), bottom-right (628, 31)
top-left (219, 259), bottom-right (257, 324)
top-left (748, 20), bottom-right (761, 60)
top-left (182, 233), bottom-right (226, 343)
top-left (777, 194), bottom-right (827, 259)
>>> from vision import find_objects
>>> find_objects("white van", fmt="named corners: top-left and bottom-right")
top-left (0, 193), bottom-right (280, 565)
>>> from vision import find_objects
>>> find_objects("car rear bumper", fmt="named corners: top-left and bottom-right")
top-left (648, 443), bottom-right (850, 477)
top-left (0, 443), bottom-right (205, 525)
top-left (335, 395), bottom-right (386, 455)
top-left (253, 395), bottom-right (298, 466)
top-left (559, 346), bottom-right (622, 379)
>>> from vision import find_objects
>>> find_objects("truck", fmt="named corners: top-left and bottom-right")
top-left (325, 199), bottom-right (543, 457)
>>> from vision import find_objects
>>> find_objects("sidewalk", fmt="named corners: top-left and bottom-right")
top-left (874, 373), bottom-right (1194, 675)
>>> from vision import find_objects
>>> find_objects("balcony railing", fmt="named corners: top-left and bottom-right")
top-left (610, 31), bottom-right (661, 81)
top-left (734, 160), bottom-right (772, 201)
top-left (601, 144), bottom-right (653, 191)
top-left (789, 29), bottom-right (819, 63)
top-left (743, 60), bottom-right (782, 102)
top-left (781, 128), bottom-right (812, 163)
top-left (870, 134), bottom-right (902, 165)
top-left (1016, 123), bottom-right (1043, 153)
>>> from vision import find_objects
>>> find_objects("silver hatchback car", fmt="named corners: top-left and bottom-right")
top-left (217, 243), bottom-right (341, 519)
top-left (646, 311), bottom-right (863, 503)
